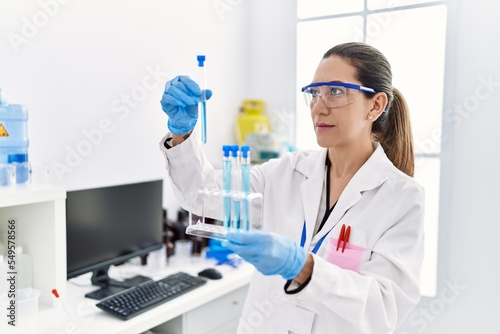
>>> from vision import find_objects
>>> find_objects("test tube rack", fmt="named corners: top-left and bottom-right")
top-left (186, 189), bottom-right (263, 241)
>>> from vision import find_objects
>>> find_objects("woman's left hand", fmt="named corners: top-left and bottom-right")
top-left (222, 230), bottom-right (307, 280)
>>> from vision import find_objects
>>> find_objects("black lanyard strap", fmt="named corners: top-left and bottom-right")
top-left (318, 155), bottom-right (336, 233)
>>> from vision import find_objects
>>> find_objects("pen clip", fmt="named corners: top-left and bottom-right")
top-left (336, 224), bottom-right (351, 253)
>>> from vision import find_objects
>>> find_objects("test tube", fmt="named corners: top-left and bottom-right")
top-left (197, 55), bottom-right (207, 143)
top-left (230, 145), bottom-right (241, 230)
top-left (240, 146), bottom-right (251, 231)
top-left (222, 145), bottom-right (232, 230)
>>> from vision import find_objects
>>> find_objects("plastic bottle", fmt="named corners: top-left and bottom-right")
top-left (16, 246), bottom-right (32, 289)
top-left (0, 88), bottom-right (29, 184)
top-left (0, 255), bottom-right (7, 295)
top-left (235, 100), bottom-right (271, 145)
top-left (0, 238), bottom-right (5, 256)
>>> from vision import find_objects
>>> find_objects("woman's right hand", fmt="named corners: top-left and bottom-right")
top-left (160, 75), bottom-right (212, 135)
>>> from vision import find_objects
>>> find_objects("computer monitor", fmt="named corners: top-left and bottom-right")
top-left (66, 179), bottom-right (164, 300)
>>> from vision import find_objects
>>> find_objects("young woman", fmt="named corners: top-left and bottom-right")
top-left (159, 42), bottom-right (425, 333)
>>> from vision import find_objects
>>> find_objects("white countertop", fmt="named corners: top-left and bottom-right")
top-left (38, 256), bottom-right (254, 334)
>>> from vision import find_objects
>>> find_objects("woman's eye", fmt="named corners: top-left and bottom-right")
top-left (309, 89), bottom-right (320, 97)
top-left (330, 87), bottom-right (344, 95)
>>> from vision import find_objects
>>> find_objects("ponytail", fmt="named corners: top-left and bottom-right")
top-left (373, 87), bottom-right (414, 177)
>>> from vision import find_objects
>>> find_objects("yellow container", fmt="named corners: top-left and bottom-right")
top-left (235, 100), bottom-right (271, 145)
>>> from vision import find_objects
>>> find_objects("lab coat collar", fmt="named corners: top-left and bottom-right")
top-left (339, 142), bottom-right (394, 193)
top-left (295, 143), bottom-right (394, 249)
top-left (295, 149), bottom-right (327, 246)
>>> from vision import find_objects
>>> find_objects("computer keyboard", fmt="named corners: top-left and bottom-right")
top-left (96, 272), bottom-right (207, 320)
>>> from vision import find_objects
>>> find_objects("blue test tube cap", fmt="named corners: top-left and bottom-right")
top-left (241, 146), bottom-right (250, 159)
top-left (230, 145), bottom-right (239, 157)
top-left (197, 55), bottom-right (206, 67)
top-left (222, 145), bottom-right (231, 157)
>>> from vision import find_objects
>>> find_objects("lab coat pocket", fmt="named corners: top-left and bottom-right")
top-left (269, 299), bottom-right (315, 334)
top-left (324, 237), bottom-right (369, 273)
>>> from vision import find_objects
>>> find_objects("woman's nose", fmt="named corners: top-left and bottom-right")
top-left (311, 96), bottom-right (330, 115)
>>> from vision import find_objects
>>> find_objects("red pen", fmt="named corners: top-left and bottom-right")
top-left (336, 224), bottom-right (346, 251)
top-left (342, 226), bottom-right (351, 253)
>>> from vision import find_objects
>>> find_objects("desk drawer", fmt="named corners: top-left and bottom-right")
top-left (183, 285), bottom-right (249, 334)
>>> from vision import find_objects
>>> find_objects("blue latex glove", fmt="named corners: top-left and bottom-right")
top-left (222, 231), bottom-right (307, 280)
top-left (160, 75), bottom-right (212, 134)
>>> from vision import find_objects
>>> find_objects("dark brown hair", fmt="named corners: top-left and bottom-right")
top-left (323, 42), bottom-right (415, 177)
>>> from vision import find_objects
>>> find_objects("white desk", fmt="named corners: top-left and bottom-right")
top-left (39, 258), bottom-right (254, 334)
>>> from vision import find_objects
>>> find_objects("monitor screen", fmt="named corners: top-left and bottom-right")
top-left (66, 179), bottom-right (164, 299)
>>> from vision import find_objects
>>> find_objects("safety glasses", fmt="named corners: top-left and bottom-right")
top-left (301, 81), bottom-right (376, 109)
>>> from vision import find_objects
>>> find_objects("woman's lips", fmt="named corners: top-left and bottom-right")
top-left (316, 123), bottom-right (335, 129)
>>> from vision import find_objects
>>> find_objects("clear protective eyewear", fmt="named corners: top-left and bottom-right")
top-left (301, 81), bottom-right (376, 108)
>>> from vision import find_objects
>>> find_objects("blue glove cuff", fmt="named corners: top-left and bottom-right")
top-left (168, 118), bottom-right (197, 135)
top-left (281, 245), bottom-right (307, 280)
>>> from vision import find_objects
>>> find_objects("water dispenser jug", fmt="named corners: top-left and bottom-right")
top-left (0, 88), bottom-right (29, 185)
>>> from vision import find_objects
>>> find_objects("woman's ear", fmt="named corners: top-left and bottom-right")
top-left (368, 92), bottom-right (388, 120)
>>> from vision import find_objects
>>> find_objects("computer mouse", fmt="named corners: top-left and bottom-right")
top-left (198, 268), bottom-right (223, 280)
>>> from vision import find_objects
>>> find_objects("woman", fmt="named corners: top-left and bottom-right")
top-left (159, 42), bottom-right (425, 333)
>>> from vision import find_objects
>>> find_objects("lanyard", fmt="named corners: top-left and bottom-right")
top-left (301, 221), bottom-right (333, 254)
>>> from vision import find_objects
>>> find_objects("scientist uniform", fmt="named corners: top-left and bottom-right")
top-left (160, 133), bottom-right (425, 334)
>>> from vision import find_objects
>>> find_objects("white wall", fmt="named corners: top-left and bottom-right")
top-left (247, 0), bottom-right (297, 146)
top-left (0, 0), bottom-right (252, 219)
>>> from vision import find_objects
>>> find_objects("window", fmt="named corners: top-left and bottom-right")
top-left (296, 1), bottom-right (447, 297)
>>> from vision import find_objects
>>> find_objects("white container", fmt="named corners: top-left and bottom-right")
top-left (0, 163), bottom-right (16, 186)
top-left (147, 245), bottom-right (167, 274)
top-left (167, 240), bottom-right (194, 268)
top-left (174, 239), bottom-right (193, 258)
top-left (16, 246), bottom-right (32, 289)
top-left (0, 288), bottom-right (41, 333)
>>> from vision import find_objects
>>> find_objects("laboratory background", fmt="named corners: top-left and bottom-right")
top-left (0, 0), bottom-right (499, 333)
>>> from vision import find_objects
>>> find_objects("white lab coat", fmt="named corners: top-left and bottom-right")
top-left (160, 133), bottom-right (425, 334)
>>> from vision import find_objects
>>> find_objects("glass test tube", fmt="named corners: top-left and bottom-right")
top-left (230, 145), bottom-right (241, 230)
top-left (222, 145), bottom-right (232, 230)
top-left (240, 146), bottom-right (251, 231)
top-left (197, 55), bottom-right (207, 143)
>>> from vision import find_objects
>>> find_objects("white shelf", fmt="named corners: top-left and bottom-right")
top-left (0, 183), bottom-right (67, 308)
top-left (0, 183), bottom-right (66, 208)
